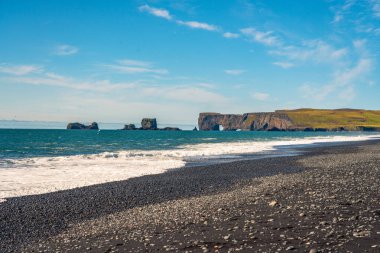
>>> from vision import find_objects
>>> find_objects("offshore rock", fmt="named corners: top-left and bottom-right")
top-left (66, 122), bottom-right (99, 130)
top-left (141, 118), bottom-right (157, 130)
top-left (161, 127), bottom-right (181, 131)
top-left (122, 124), bottom-right (137, 130)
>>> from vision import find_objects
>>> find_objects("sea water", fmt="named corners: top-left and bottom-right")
top-left (1, 127), bottom-right (379, 202)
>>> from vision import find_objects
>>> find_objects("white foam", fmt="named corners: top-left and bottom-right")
top-left (1, 134), bottom-right (379, 202)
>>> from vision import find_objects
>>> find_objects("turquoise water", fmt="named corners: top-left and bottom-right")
top-left (1, 128), bottom-right (379, 200)
top-left (0, 129), bottom-right (377, 160)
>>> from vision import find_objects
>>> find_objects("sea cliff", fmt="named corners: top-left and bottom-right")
top-left (198, 109), bottom-right (380, 131)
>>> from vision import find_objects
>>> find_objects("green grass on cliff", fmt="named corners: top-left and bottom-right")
top-left (280, 109), bottom-right (380, 129)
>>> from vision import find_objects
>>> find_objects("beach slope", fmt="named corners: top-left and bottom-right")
top-left (1, 140), bottom-right (380, 252)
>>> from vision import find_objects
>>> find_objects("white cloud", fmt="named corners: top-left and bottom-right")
top-left (4, 72), bottom-right (137, 92)
top-left (273, 61), bottom-right (294, 69)
top-left (300, 57), bottom-right (372, 101)
top-left (176, 20), bottom-right (219, 31)
top-left (139, 5), bottom-right (172, 20)
top-left (240, 28), bottom-right (280, 46)
top-left (331, 0), bottom-right (355, 23)
top-left (0, 64), bottom-right (42, 75)
top-left (53, 45), bottom-right (79, 56)
top-left (117, 59), bottom-right (152, 67)
top-left (101, 59), bottom-right (168, 74)
top-left (333, 14), bottom-right (343, 23)
top-left (223, 32), bottom-right (240, 39)
top-left (370, 0), bottom-right (380, 17)
top-left (138, 5), bottom-right (219, 33)
top-left (250, 92), bottom-right (270, 101)
top-left (142, 86), bottom-right (229, 104)
top-left (270, 40), bottom-right (347, 64)
top-left (224, 69), bottom-right (246, 75)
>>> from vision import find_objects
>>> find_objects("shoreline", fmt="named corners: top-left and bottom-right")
top-left (1, 139), bottom-right (380, 252)
top-left (1, 134), bottom-right (379, 202)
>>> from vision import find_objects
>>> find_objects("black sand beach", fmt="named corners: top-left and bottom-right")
top-left (1, 140), bottom-right (380, 253)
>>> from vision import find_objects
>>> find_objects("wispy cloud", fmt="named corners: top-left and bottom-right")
top-left (177, 20), bottom-right (219, 31)
top-left (273, 61), bottom-right (294, 69)
top-left (370, 0), bottom-right (380, 18)
top-left (53, 44), bottom-right (79, 56)
top-left (223, 32), bottom-right (240, 39)
top-left (250, 92), bottom-right (270, 101)
top-left (270, 40), bottom-right (347, 64)
top-left (240, 28), bottom-right (280, 46)
top-left (101, 59), bottom-right (168, 74)
top-left (224, 69), bottom-right (246, 75)
top-left (4, 72), bottom-right (137, 92)
top-left (117, 59), bottom-right (152, 67)
top-left (139, 5), bottom-right (172, 20)
top-left (331, 0), bottom-right (355, 23)
top-left (142, 85), bottom-right (229, 104)
top-left (138, 5), bottom-right (220, 33)
top-left (0, 64), bottom-right (42, 75)
top-left (300, 57), bottom-right (372, 101)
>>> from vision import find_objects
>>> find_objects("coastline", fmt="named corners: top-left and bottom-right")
top-left (1, 133), bottom-right (379, 202)
top-left (1, 139), bottom-right (380, 252)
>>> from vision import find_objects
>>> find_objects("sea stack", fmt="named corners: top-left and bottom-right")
top-left (122, 124), bottom-right (137, 130)
top-left (66, 122), bottom-right (99, 130)
top-left (141, 118), bottom-right (157, 130)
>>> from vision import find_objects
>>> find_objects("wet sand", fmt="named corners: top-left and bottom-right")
top-left (1, 140), bottom-right (380, 252)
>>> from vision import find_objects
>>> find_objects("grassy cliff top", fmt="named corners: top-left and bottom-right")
top-left (278, 109), bottom-right (380, 129)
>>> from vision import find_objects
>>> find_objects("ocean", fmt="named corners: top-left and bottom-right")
top-left (1, 126), bottom-right (380, 202)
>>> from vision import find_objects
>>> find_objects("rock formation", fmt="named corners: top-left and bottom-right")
top-left (141, 118), bottom-right (157, 130)
top-left (121, 118), bottom-right (181, 131)
top-left (198, 113), bottom-right (243, 131)
top-left (66, 122), bottom-right (99, 130)
top-left (122, 124), bottom-right (136, 130)
top-left (198, 109), bottom-right (380, 131)
top-left (198, 112), bottom-right (293, 131)
top-left (161, 127), bottom-right (181, 131)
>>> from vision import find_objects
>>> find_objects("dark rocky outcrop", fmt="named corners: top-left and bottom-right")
top-left (193, 127), bottom-right (198, 131)
top-left (198, 113), bottom-right (243, 131)
top-left (161, 127), bottom-right (181, 131)
top-left (141, 118), bottom-right (157, 130)
top-left (67, 122), bottom-right (99, 130)
top-left (198, 112), bottom-right (293, 131)
top-left (122, 124), bottom-right (137, 130)
top-left (198, 109), bottom-right (380, 131)
top-left (251, 113), bottom-right (293, 131)
top-left (121, 118), bottom-right (181, 131)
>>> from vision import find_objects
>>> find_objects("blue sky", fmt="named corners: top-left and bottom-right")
top-left (0, 0), bottom-right (379, 125)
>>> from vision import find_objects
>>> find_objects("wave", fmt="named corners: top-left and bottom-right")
top-left (1, 134), bottom-right (379, 202)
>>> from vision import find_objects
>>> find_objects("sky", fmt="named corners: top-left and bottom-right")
top-left (0, 0), bottom-right (379, 125)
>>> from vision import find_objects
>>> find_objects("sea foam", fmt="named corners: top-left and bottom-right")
top-left (0, 134), bottom-right (379, 202)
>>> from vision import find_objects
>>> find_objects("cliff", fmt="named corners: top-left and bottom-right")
top-left (198, 109), bottom-right (380, 131)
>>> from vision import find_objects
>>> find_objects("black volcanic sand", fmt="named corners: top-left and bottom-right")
top-left (1, 141), bottom-right (380, 253)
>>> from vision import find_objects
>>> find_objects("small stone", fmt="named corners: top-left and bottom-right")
top-left (353, 231), bottom-right (370, 237)
top-left (286, 246), bottom-right (295, 250)
top-left (223, 235), bottom-right (231, 240)
top-left (269, 200), bottom-right (278, 207)
top-left (309, 249), bottom-right (317, 253)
